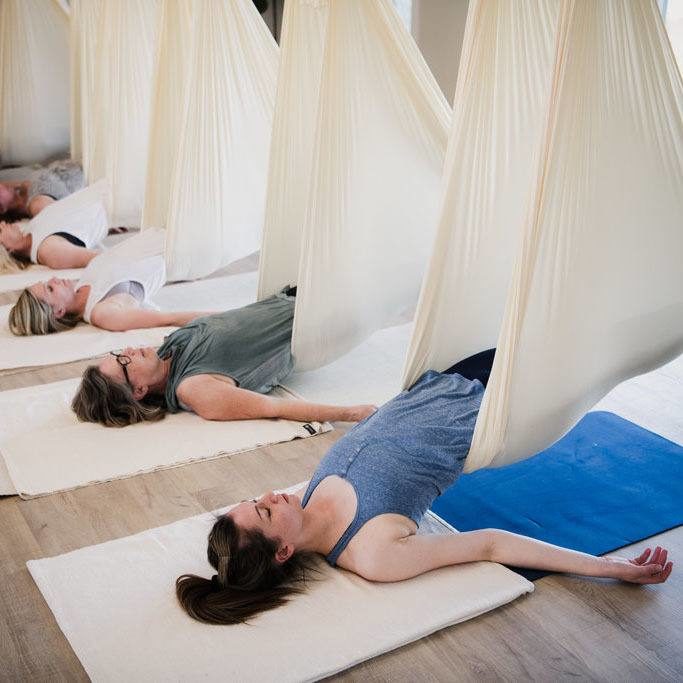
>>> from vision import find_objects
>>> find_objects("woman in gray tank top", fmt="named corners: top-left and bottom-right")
top-left (72, 287), bottom-right (377, 428)
top-left (175, 350), bottom-right (673, 625)
top-left (0, 159), bottom-right (84, 220)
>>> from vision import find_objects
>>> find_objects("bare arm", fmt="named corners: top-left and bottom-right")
top-left (36, 235), bottom-right (100, 268)
top-left (90, 304), bottom-right (208, 332)
top-left (27, 194), bottom-right (55, 217)
top-left (177, 374), bottom-right (376, 423)
top-left (352, 527), bottom-right (672, 585)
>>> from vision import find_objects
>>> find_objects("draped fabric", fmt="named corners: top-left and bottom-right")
top-left (290, 0), bottom-right (451, 371)
top-left (403, 1), bottom-right (559, 387)
top-left (163, 0), bottom-right (278, 281)
top-left (257, 0), bottom-right (330, 300)
top-left (665, 0), bottom-right (683, 74)
top-left (85, 0), bottom-right (159, 227)
top-left (69, 0), bottom-right (104, 169)
top-left (0, 0), bottom-right (69, 165)
top-left (404, 0), bottom-right (683, 471)
top-left (141, 0), bottom-right (195, 229)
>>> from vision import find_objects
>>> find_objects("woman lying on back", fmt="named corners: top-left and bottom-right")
top-left (0, 175), bottom-right (107, 274)
top-left (176, 350), bottom-right (673, 625)
top-left (8, 229), bottom-right (203, 335)
top-left (71, 285), bottom-right (376, 427)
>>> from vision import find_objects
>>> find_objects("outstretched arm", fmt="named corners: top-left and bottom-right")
top-left (177, 374), bottom-right (377, 423)
top-left (351, 527), bottom-right (672, 585)
top-left (90, 305), bottom-right (209, 332)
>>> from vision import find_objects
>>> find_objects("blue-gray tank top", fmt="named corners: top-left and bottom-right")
top-left (302, 371), bottom-right (485, 566)
top-left (156, 291), bottom-right (295, 412)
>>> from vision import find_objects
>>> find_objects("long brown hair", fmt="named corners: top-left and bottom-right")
top-left (176, 515), bottom-right (317, 625)
top-left (72, 365), bottom-right (167, 427)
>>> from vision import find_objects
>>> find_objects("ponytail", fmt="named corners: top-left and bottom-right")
top-left (176, 515), bottom-right (317, 625)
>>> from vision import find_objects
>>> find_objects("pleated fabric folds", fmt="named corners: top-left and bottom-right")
top-left (141, 0), bottom-right (195, 229)
top-left (290, 0), bottom-right (451, 371)
top-left (85, 0), bottom-right (160, 227)
top-left (70, 0), bottom-right (104, 170)
top-left (0, 0), bottom-right (70, 165)
top-left (404, 0), bottom-right (683, 470)
top-left (257, 0), bottom-right (330, 300)
top-left (403, 1), bottom-right (559, 387)
top-left (163, 0), bottom-right (278, 281)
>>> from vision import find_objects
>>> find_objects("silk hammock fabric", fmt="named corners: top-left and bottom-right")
top-left (141, 0), bottom-right (195, 229)
top-left (257, 0), bottom-right (330, 299)
top-left (84, 0), bottom-right (159, 227)
top-left (286, 0), bottom-right (451, 370)
top-left (404, 0), bottom-right (683, 471)
top-left (0, 0), bottom-right (70, 165)
top-left (161, 0), bottom-right (279, 280)
top-left (69, 0), bottom-right (103, 169)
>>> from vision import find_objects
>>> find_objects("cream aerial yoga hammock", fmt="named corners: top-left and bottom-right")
top-left (147, 0), bottom-right (279, 280)
top-left (81, 0), bottom-right (159, 227)
top-left (258, 0), bottom-right (450, 371)
top-left (69, 0), bottom-right (103, 170)
top-left (404, 0), bottom-right (683, 471)
top-left (257, 0), bottom-right (330, 300)
top-left (0, 0), bottom-right (70, 165)
top-left (141, 0), bottom-right (194, 230)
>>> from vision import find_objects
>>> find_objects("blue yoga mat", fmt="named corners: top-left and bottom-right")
top-left (431, 411), bottom-right (683, 580)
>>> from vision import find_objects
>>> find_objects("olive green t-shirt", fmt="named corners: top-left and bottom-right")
top-left (156, 292), bottom-right (295, 413)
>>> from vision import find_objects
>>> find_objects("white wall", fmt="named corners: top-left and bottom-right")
top-left (412, 0), bottom-right (469, 104)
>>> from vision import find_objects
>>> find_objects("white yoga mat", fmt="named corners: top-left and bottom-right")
top-left (0, 380), bottom-right (329, 499)
top-left (27, 490), bottom-right (533, 682)
top-left (0, 270), bottom-right (258, 370)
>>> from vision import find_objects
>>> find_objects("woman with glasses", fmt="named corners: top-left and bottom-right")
top-left (71, 285), bottom-right (377, 428)
top-left (8, 229), bottom-right (205, 336)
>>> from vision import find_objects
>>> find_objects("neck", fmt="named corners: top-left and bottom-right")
top-left (296, 493), bottom-right (344, 556)
top-left (71, 283), bottom-right (90, 316)
top-left (147, 355), bottom-right (171, 396)
top-left (15, 232), bottom-right (32, 257)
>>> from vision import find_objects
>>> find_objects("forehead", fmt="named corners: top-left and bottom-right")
top-left (229, 502), bottom-right (259, 528)
top-left (29, 282), bottom-right (46, 299)
top-left (98, 355), bottom-right (125, 382)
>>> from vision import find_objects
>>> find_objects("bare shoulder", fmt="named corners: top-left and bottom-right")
top-left (337, 514), bottom-right (417, 579)
top-left (176, 374), bottom-right (234, 408)
top-left (28, 194), bottom-right (54, 216)
top-left (175, 374), bottom-right (212, 402)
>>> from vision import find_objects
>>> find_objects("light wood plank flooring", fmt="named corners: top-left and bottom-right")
top-left (0, 284), bottom-right (681, 681)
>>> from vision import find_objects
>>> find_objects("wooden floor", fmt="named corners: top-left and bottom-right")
top-left (0, 287), bottom-right (681, 681)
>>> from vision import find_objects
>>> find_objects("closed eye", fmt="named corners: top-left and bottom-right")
top-left (47, 285), bottom-right (53, 293)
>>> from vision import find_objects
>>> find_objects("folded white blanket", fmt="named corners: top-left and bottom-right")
top-left (0, 380), bottom-right (329, 498)
top-left (0, 270), bottom-right (258, 370)
top-left (27, 489), bottom-right (533, 681)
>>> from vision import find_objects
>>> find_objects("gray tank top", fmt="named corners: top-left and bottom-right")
top-left (103, 280), bottom-right (145, 302)
top-left (156, 291), bottom-right (296, 413)
top-left (27, 159), bottom-right (84, 205)
top-left (302, 371), bottom-right (485, 566)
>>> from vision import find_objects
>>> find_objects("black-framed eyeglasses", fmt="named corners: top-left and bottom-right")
top-left (110, 351), bottom-right (132, 387)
